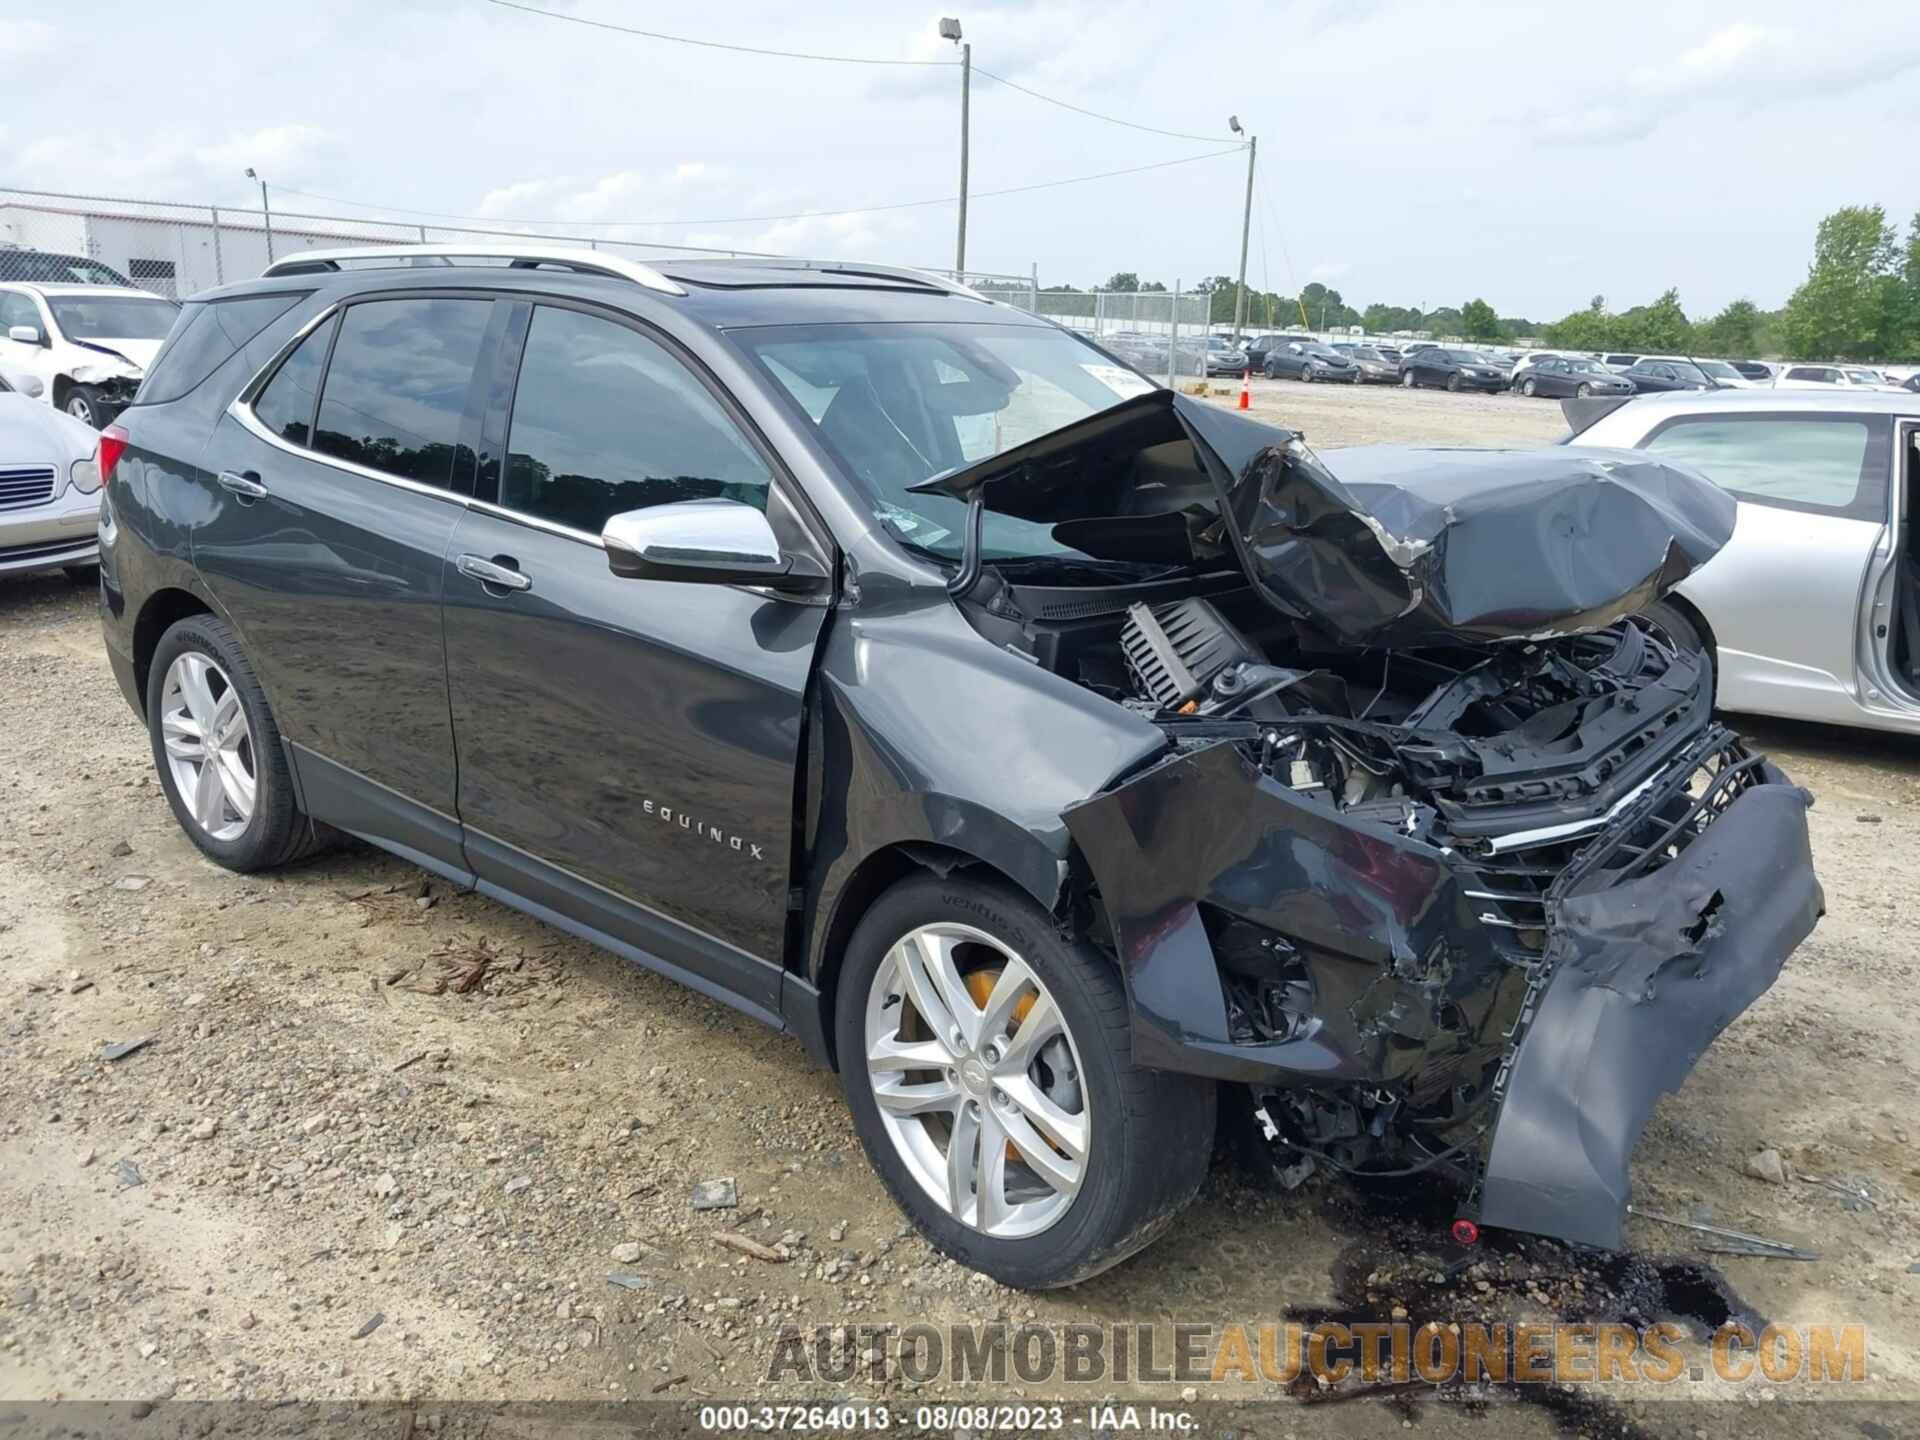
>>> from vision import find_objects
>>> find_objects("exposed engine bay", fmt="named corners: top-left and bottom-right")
top-left (930, 390), bottom-right (1822, 1252)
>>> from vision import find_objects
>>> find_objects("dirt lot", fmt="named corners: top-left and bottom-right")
top-left (3, 380), bottom-right (1917, 1435)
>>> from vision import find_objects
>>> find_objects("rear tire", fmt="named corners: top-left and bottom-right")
top-left (147, 614), bottom-right (326, 872)
top-left (836, 874), bottom-right (1214, 1289)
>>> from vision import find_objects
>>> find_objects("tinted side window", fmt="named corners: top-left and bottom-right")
top-left (1644, 415), bottom-right (1890, 518)
top-left (136, 292), bottom-right (306, 405)
top-left (252, 316), bottom-right (336, 446)
top-left (501, 305), bottom-right (772, 534)
top-left (313, 298), bottom-right (491, 489)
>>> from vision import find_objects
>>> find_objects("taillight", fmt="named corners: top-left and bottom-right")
top-left (98, 424), bottom-right (130, 487)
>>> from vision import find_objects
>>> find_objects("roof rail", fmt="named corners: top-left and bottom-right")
top-left (643, 255), bottom-right (993, 303)
top-left (259, 244), bottom-right (686, 296)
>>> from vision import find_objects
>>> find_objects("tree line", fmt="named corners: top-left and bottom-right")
top-left (1085, 205), bottom-right (1920, 361)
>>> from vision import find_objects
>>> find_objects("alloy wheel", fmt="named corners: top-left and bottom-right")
top-left (1577, 383), bottom-right (1592, 398)
top-left (66, 395), bottom-right (96, 425)
top-left (1522, 379), bottom-right (1537, 397)
top-left (158, 652), bottom-right (257, 842)
top-left (863, 922), bottom-right (1089, 1239)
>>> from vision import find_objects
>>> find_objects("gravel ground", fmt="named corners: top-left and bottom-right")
top-left (2, 381), bottom-right (1916, 1435)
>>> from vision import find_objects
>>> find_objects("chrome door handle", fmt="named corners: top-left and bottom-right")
top-left (217, 470), bottom-right (269, 499)
top-left (456, 553), bottom-right (532, 592)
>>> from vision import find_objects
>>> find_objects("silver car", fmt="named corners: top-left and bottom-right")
top-left (0, 367), bottom-right (105, 582)
top-left (1573, 389), bottom-right (1919, 735)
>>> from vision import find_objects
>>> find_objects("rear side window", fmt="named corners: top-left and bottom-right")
top-left (1643, 414), bottom-right (1890, 519)
top-left (252, 315), bottom-right (336, 446)
top-left (136, 292), bottom-right (306, 405)
top-left (500, 305), bottom-right (772, 534)
top-left (313, 298), bottom-right (492, 489)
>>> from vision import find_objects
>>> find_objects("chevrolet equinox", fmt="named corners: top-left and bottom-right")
top-left (97, 247), bottom-right (1821, 1287)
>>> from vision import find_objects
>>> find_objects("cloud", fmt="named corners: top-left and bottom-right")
top-left (1537, 20), bottom-right (1920, 145)
top-left (0, 19), bottom-right (55, 58)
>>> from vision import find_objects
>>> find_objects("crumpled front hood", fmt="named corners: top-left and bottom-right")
top-left (911, 389), bottom-right (1736, 647)
top-left (71, 336), bottom-right (160, 376)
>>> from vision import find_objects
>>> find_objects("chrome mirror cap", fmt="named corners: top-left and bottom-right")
top-left (601, 498), bottom-right (802, 587)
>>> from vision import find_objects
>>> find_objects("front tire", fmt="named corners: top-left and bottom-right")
top-left (1576, 382), bottom-right (1592, 398)
top-left (63, 385), bottom-right (106, 428)
top-left (1521, 378), bottom-right (1538, 398)
top-left (836, 874), bottom-right (1213, 1289)
top-left (147, 614), bottom-right (323, 871)
top-left (1402, 370), bottom-right (1416, 388)
top-left (1446, 373), bottom-right (1462, 392)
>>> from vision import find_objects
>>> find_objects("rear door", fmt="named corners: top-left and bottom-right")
top-left (194, 293), bottom-right (502, 871)
top-left (441, 299), bottom-right (831, 1020)
top-left (1635, 409), bottom-right (1895, 721)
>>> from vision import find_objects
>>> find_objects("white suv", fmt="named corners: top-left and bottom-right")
top-left (0, 284), bottom-right (180, 428)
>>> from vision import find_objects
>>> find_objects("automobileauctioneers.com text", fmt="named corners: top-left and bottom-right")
top-left (766, 1320), bottom-right (1866, 1388)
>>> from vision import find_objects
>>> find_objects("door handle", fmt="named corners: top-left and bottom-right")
top-left (217, 470), bottom-right (269, 499)
top-left (456, 553), bottom-right (532, 592)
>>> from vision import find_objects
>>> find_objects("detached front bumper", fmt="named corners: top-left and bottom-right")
top-left (1470, 775), bottom-right (1821, 1249)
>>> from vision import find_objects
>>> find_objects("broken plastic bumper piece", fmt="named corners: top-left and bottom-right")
top-left (1470, 771), bottom-right (1822, 1249)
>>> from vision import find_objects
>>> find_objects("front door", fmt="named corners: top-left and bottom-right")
top-left (1641, 409), bottom-right (1896, 721)
top-left (441, 300), bottom-right (829, 1020)
top-left (193, 295), bottom-right (500, 870)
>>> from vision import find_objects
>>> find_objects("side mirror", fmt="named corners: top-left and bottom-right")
top-left (7, 325), bottom-right (43, 346)
top-left (601, 498), bottom-right (824, 592)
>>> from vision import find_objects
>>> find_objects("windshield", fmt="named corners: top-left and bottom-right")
top-left (1567, 359), bottom-right (1609, 375)
top-left (1696, 360), bottom-right (1741, 380)
top-left (737, 320), bottom-right (1160, 564)
top-left (48, 296), bottom-right (179, 341)
top-left (1443, 350), bottom-right (1483, 364)
top-left (1846, 369), bottom-right (1881, 384)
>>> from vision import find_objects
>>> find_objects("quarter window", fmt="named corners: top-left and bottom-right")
top-left (1643, 415), bottom-right (1889, 518)
top-left (312, 298), bottom-right (492, 489)
top-left (251, 315), bottom-right (336, 447)
top-left (501, 305), bottom-right (772, 534)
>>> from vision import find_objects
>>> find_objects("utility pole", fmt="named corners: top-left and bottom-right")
top-left (1227, 118), bottom-right (1255, 342)
top-left (941, 19), bottom-right (969, 276)
top-left (245, 168), bottom-right (274, 264)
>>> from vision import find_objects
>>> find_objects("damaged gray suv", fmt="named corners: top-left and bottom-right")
top-left (97, 247), bottom-right (1822, 1288)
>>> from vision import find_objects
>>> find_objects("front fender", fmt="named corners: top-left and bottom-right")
top-left (798, 592), bottom-right (1164, 988)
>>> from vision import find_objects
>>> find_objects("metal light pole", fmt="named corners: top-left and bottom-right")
top-left (245, 168), bottom-right (274, 264)
top-left (941, 18), bottom-right (970, 276)
top-left (1227, 117), bottom-right (1255, 343)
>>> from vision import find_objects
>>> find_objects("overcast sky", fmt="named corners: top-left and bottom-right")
top-left (4, 1), bottom-right (1917, 319)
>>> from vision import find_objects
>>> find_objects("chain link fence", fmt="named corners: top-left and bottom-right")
top-left (1, 185), bottom-right (1219, 377)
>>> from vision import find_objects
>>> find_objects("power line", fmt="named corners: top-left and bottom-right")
top-left (483, 0), bottom-right (1241, 148)
top-left (970, 66), bottom-right (1231, 145)
top-left (480, 0), bottom-right (952, 65)
top-left (268, 149), bottom-right (1245, 231)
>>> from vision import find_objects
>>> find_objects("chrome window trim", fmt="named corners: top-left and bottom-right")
top-left (467, 496), bottom-right (604, 548)
top-left (227, 396), bottom-right (468, 506)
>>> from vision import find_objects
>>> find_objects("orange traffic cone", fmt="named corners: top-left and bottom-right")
top-left (1238, 368), bottom-right (1251, 410)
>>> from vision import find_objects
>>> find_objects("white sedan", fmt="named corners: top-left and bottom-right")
top-left (0, 283), bottom-right (179, 427)
top-left (0, 369), bottom-right (105, 582)
top-left (1572, 388), bottom-right (1918, 736)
